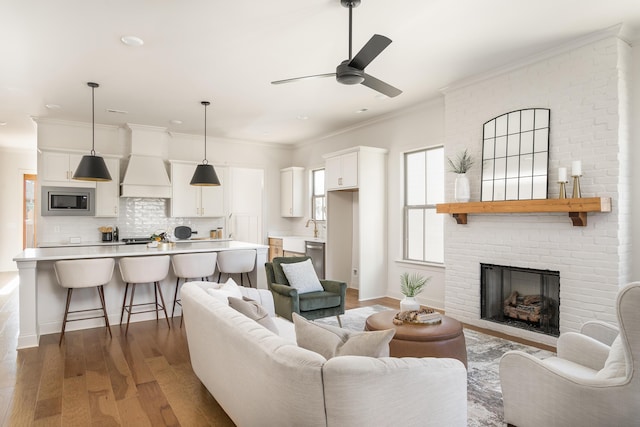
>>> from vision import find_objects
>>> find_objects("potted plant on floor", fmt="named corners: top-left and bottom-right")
top-left (400, 272), bottom-right (430, 312)
top-left (447, 148), bottom-right (474, 202)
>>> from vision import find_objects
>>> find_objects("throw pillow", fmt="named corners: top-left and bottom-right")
top-left (205, 278), bottom-right (243, 304)
top-left (292, 313), bottom-right (395, 359)
top-left (228, 296), bottom-right (279, 334)
top-left (596, 335), bottom-right (627, 379)
top-left (281, 259), bottom-right (324, 294)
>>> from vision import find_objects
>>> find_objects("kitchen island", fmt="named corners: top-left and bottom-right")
top-left (13, 240), bottom-right (268, 349)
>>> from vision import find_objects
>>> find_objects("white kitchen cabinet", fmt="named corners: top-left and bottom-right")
top-left (323, 146), bottom-right (388, 300)
top-left (40, 151), bottom-right (96, 188)
top-left (280, 167), bottom-right (304, 217)
top-left (325, 151), bottom-right (358, 191)
top-left (95, 157), bottom-right (120, 217)
top-left (170, 161), bottom-right (225, 217)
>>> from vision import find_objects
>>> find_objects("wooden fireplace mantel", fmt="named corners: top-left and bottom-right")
top-left (435, 197), bottom-right (612, 227)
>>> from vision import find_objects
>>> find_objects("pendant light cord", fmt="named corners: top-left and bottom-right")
top-left (202, 101), bottom-right (210, 165)
top-left (91, 84), bottom-right (95, 156)
top-left (87, 82), bottom-right (99, 156)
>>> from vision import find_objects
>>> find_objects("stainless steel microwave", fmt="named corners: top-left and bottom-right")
top-left (41, 186), bottom-right (95, 216)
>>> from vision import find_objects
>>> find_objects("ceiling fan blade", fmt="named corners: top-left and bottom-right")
top-left (361, 73), bottom-right (402, 98)
top-left (271, 73), bottom-right (336, 85)
top-left (348, 34), bottom-right (392, 70)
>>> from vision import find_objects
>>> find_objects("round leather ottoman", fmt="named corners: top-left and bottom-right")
top-left (365, 310), bottom-right (467, 367)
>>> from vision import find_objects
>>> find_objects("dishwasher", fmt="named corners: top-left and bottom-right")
top-left (305, 241), bottom-right (326, 279)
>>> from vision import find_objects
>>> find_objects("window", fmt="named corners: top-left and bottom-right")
top-left (311, 169), bottom-right (326, 221)
top-left (404, 146), bottom-right (444, 263)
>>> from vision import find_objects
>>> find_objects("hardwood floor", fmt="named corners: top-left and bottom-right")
top-left (0, 275), bottom-right (551, 426)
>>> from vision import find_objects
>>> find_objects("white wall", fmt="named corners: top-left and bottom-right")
top-left (291, 100), bottom-right (448, 309)
top-left (442, 34), bottom-right (630, 346)
top-left (0, 147), bottom-right (37, 271)
top-left (632, 40), bottom-right (640, 281)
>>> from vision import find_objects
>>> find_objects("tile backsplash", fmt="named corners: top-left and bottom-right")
top-left (39, 198), bottom-right (226, 244)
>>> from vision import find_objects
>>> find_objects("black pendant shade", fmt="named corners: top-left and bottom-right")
top-left (190, 100), bottom-right (220, 186)
top-left (74, 154), bottom-right (112, 181)
top-left (190, 163), bottom-right (220, 186)
top-left (73, 82), bottom-right (112, 182)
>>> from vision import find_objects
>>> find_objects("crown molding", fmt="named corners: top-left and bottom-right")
top-left (32, 117), bottom-right (120, 131)
top-left (441, 24), bottom-right (627, 95)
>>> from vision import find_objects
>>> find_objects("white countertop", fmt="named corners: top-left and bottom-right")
top-left (268, 234), bottom-right (325, 243)
top-left (14, 240), bottom-right (267, 262)
top-left (37, 237), bottom-right (231, 248)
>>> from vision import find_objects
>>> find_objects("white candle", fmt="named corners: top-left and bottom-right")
top-left (572, 160), bottom-right (582, 177)
top-left (558, 167), bottom-right (567, 182)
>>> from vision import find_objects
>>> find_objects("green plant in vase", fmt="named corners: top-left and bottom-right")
top-left (447, 148), bottom-right (474, 174)
top-left (400, 272), bottom-right (430, 312)
top-left (447, 148), bottom-right (474, 202)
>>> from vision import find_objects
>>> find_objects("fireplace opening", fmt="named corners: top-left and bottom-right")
top-left (481, 263), bottom-right (560, 337)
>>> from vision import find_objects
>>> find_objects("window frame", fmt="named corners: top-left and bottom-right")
top-left (311, 168), bottom-right (326, 221)
top-left (403, 145), bottom-right (445, 264)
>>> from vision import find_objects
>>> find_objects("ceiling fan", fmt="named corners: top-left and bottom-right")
top-left (271, 0), bottom-right (402, 98)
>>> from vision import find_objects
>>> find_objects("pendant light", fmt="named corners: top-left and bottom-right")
top-left (73, 82), bottom-right (112, 181)
top-left (190, 101), bottom-right (220, 186)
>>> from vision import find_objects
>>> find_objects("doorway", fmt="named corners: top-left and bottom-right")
top-left (23, 174), bottom-right (36, 249)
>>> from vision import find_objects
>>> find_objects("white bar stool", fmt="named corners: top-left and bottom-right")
top-left (119, 255), bottom-right (171, 335)
top-left (216, 249), bottom-right (257, 287)
top-left (53, 258), bottom-right (115, 345)
top-left (171, 252), bottom-right (218, 325)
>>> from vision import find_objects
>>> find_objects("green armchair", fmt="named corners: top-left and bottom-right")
top-left (265, 256), bottom-right (347, 326)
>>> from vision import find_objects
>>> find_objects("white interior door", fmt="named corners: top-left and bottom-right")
top-left (228, 167), bottom-right (263, 244)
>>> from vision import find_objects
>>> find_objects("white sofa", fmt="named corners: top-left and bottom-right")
top-left (181, 281), bottom-right (468, 427)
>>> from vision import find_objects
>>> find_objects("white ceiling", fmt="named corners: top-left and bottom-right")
top-left (1, 0), bottom-right (639, 150)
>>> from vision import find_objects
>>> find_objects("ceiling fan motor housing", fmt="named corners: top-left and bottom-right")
top-left (336, 60), bottom-right (365, 85)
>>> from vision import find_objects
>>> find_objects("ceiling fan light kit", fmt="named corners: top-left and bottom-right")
top-left (73, 82), bottom-right (113, 182)
top-left (190, 101), bottom-right (221, 186)
top-left (271, 0), bottom-right (401, 98)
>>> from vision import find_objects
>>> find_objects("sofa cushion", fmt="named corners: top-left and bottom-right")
top-left (596, 335), bottom-right (627, 379)
top-left (228, 296), bottom-right (279, 334)
top-left (281, 259), bottom-right (324, 294)
top-left (299, 291), bottom-right (342, 311)
top-left (205, 278), bottom-right (243, 304)
top-left (293, 313), bottom-right (395, 359)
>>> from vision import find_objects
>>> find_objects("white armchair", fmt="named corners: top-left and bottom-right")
top-left (499, 281), bottom-right (640, 427)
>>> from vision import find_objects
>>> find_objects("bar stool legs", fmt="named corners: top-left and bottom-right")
top-left (59, 285), bottom-right (112, 345)
top-left (217, 271), bottom-right (252, 287)
top-left (121, 280), bottom-right (171, 335)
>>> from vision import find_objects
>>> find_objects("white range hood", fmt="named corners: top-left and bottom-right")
top-left (120, 155), bottom-right (172, 198)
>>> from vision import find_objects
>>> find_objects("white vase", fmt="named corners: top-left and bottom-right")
top-left (400, 296), bottom-right (420, 312)
top-left (454, 173), bottom-right (470, 202)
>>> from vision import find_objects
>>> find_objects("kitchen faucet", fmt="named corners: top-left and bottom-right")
top-left (305, 219), bottom-right (319, 238)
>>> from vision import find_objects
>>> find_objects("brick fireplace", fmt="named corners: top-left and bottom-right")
top-left (441, 30), bottom-right (632, 346)
top-left (481, 263), bottom-right (560, 337)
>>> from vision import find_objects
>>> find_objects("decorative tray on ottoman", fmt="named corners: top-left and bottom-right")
top-left (393, 309), bottom-right (442, 325)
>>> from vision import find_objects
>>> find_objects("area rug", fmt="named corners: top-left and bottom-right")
top-left (316, 306), bottom-right (555, 427)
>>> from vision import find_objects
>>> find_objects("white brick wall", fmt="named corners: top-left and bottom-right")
top-left (442, 36), bottom-right (631, 346)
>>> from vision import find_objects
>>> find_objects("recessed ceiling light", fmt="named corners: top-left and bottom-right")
top-left (0, 122), bottom-right (7, 126)
top-left (121, 35), bottom-right (144, 47)
top-left (355, 108), bottom-right (368, 114)
top-left (297, 115), bottom-right (309, 120)
top-left (170, 119), bottom-right (183, 125)
top-left (45, 104), bottom-right (61, 109)
top-left (106, 108), bottom-right (128, 114)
